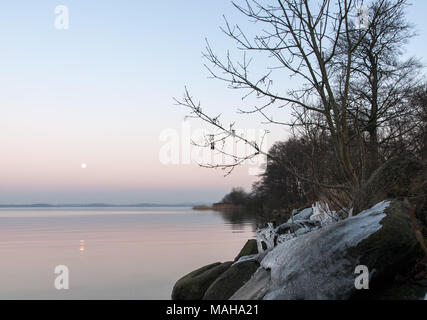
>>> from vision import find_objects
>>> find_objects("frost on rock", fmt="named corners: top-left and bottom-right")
top-left (276, 233), bottom-right (296, 245)
top-left (256, 220), bottom-right (320, 253)
top-left (294, 227), bottom-right (312, 237)
top-left (287, 207), bottom-right (313, 223)
top-left (256, 202), bottom-right (348, 255)
top-left (259, 201), bottom-right (390, 300)
top-left (256, 206), bottom-right (324, 254)
top-left (235, 254), bottom-right (258, 264)
top-left (256, 222), bottom-right (297, 253)
top-left (256, 223), bottom-right (276, 253)
top-left (310, 202), bottom-right (340, 226)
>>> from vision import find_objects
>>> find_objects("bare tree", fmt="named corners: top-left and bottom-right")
top-left (408, 84), bottom-right (427, 160)
top-left (176, 0), bottom-right (421, 197)
top-left (343, 0), bottom-right (423, 180)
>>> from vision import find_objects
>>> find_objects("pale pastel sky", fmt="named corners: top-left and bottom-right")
top-left (0, 1), bottom-right (426, 204)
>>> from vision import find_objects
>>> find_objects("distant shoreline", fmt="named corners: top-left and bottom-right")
top-left (192, 203), bottom-right (244, 211)
top-left (0, 203), bottom-right (201, 208)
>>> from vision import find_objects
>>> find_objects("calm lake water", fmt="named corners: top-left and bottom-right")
top-left (0, 207), bottom-right (256, 299)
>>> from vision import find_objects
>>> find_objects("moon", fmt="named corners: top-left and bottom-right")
top-left (81, 163), bottom-right (87, 169)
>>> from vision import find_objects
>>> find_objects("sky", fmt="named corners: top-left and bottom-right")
top-left (0, 1), bottom-right (426, 204)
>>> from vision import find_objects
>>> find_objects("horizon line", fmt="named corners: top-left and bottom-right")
top-left (0, 202), bottom-right (210, 208)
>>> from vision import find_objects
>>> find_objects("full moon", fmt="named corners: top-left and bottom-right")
top-left (81, 163), bottom-right (87, 169)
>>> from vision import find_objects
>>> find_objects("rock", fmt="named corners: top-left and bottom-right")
top-left (352, 279), bottom-right (427, 300)
top-left (234, 239), bottom-right (258, 261)
top-left (203, 260), bottom-right (260, 300)
top-left (353, 155), bottom-right (427, 225)
top-left (232, 200), bottom-right (422, 300)
top-left (171, 262), bottom-right (232, 300)
top-left (230, 268), bottom-right (271, 300)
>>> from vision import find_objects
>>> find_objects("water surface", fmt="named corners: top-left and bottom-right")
top-left (0, 207), bottom-right (255, 299)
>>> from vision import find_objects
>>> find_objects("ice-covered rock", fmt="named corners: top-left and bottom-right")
top-left (235, 254), bottom-right (258, 264)
top-left (294, 226), bottom-right (313, 237)
top-left (256, 219), bottom-right (320, 253)
top-left (234, 251), bottom-right (270, 266)
top-left (275, 233), bottom-right (295, 245)
top-left (256, 223), bottom-right (276, 252)
top-left (232, 200), bottom-right (423, 300)
top-left (287, 207), bottom-right (314, 223)
top-left (310, 202), bottom-right (340, 226)
top-left (276, 220), bottom-right (319, 234)
top-left (262, 201), bottom-right (388, 300)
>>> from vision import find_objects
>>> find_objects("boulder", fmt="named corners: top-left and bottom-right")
top-left (353, 155), bottom-right (427, 225)
top-left (352, 279), bottom-right (427, 300)
top-left (203, 260), bottom-right (260, 300)
top-left (171, 262), bottom-right (232, 300)
top-left (234, 239), bottom-right (258, 261)
top-left (231, 200), bottom-right (423, 300)
top-left (230, 268), bottom-right (271, 300)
